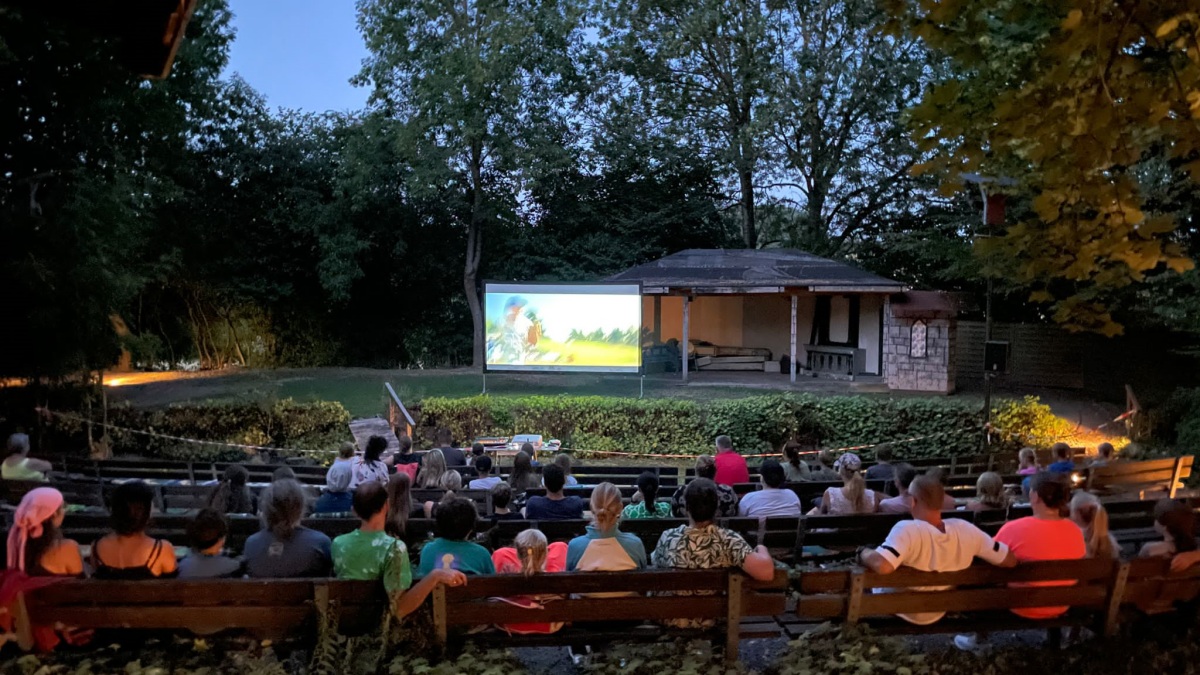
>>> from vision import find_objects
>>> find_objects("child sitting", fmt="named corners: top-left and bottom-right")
top-left (624, 472), bottom-right (672, 519)
top-left (965, 472), bottom-right (1012, 512)
top-left (1070, 491), bottom-right (1119, 559)
top-left (1016, 447), bottom-right (1039, 475)
top-left (490, 482), bottom-right (524, 522)
top-left (333, 482), bottom-right (466, 618)
top-left (178, 508), bottom-right (242, 578)
top-left (1140, 498), bottom-right (1198, 558)
top-left (552, 453), bottom-right (579, 487)
top-left (490, 529), bottom-right (567, 634)
top-left (468, 456), bottom-right (502, 491)
top-left (423, 470), bottom-right (465, 518)
top-left (417, 496), bottom-right (496, 577)
top-left (468, 442), bottom-right (486, 467)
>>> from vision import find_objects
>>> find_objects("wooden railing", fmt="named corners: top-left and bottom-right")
top-left (385, 382), bottom-right (415, 438)
top-left (804, 345), bottom-right (865, 380)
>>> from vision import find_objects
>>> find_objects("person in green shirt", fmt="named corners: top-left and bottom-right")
top-left (622, 472), bottom-right (672, 519)
top-left (416, 497), bottom-right (496, 577)
top-left (333, 482), bottom-right (466, 618)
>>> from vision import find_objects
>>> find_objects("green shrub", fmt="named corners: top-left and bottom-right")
top-left (989, 395), bottom-right (1077, 451)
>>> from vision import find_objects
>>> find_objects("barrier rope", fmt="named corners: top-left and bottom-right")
top-left (577, 427), bottom-right (979, 460)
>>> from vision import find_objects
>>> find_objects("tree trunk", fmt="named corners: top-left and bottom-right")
top-left (739, 166), bottom-right (757, 249)
top-left (466, 140), bottom-right (486, 368)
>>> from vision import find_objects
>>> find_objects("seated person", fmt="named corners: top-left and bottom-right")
top-left (7, 487), bottom-right (83, 576)
top-left (432, 428), bottom-right (467, 467)
top-left (652, 478), bottom-right (776, 628)
top-left (738, 460), bottom-right (802, 517)
top-left (417, 497), bottom-right (495, 576)
top-left (468, 456), bottom-right (502, 491)
top-left (1070, 492), bottom-right (1119, 560)
top-left (244, 479), bottom-right (332, 578)
top-left (468, 442), bottom-right (486, 467)
top-left (623, 472), bottom-right (672, 519)
top-left (2, 433), bottom-right (51, 482)
top-left (350, 435), bottom-right (392, 489)
top-left (877, 463), bottom-right (918, 514)
top-left (1047, 442), bottom-right (1075, 473)
top-left (314, 442), bottom-right (355, 514)
top-left (671, 455), bottom-right (739, 519)
top-left (965, 471), bottom-right (1012, 512)
top-left (415, 449), bottom-right (448, 489)
top-left (489, 482), bottom-right (524, 522)
top-left (492, 529), bottom-right (567, 634)
top-left (1016, 447), bottom-right (1040, 475)
top-left (208, 464), bottom-right (256, 515)
top-left (272, 466), bottom-right (296, 482)
top-left (422, 470), bottom-right (465, 518)
top-left (392, 435), bottom-right (421, 482)
top-left (1088, 442), bottom-right (1116, 468)
top-left (91, 481), bottom-right (177, 579)
top-left (806, 449), bottom-right (841, 482)
top-left (864, 445), bottom-right (896, 481)
top-left (385, 472), bottom-right (425, 543)
top-left (782, 441), bottom-right (811, 482)
top-left (713, 435), bottom-right (749, 486)
top-left (178, 508), bottom-right (243, 578)
top-left (334, 482), bottom-right (465, 618)
top-left (813, 453), bottom-right (881, 515)
top-left (551, 453), bottom-right (579, 487)
top-left (524, 465), bottom-right (585, 520)
top-left (860, 476), bottom-right (1016, 625)
top-left (1140, 498), bottom-right (1198, 559)
top-left (568, 482), bottom-right (646, 572)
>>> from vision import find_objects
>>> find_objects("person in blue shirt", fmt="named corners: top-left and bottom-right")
top-left (417, 496), bottom-right (495, 577)
top-left (1047, 443), bottom-right (1076, 473)
top-left (178, 508), bottom-right (242, 578)
top-left (524, 465), bottom-right (585, 520)
top-left (567, 482), bottom-right (646, 571)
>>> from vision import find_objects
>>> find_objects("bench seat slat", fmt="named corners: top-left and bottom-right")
top-left (859, 585), bottom-right (1108, 615)
top-left (29, 606), bottom-right (313, 630)
top-left (444, 570), bottom-right (730, 597)
top-left (445, 596), bottom-right (726, 625)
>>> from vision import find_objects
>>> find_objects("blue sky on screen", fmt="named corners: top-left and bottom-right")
top-left (485, 292), bottom-right (641, 341)
top-left (224, 0), bottom-right (369, 113)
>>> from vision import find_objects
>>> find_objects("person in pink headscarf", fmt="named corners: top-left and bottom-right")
top-left (6, 487), bottom-right (83, 577)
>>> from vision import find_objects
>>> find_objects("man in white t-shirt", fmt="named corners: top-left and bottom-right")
top-left (859, 475), bottom-right (1017, 625)
top-left (467, 456), bottom-right (503, 491)
top-left (738, 460), bottom-right (802, 517)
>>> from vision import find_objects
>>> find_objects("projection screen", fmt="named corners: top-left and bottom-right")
top-left (484, 282), bottom-right (642, 373)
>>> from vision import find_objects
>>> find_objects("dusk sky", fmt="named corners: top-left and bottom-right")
top-left (223, 0), bottom-right (369, 113)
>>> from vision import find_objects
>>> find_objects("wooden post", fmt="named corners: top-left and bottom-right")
top-left (682, 296), bottom-right (691, 382)
top-left (1169, 457), bottom-right (1186, 499)
top-left (432, 584), bottom-right (448, 647)
top-left (653, 296), bottom-right (662, 343)
top-left (790, 295), bottom-right (798, 383)
top-left (15, 592), bottom-right (34, 651)
top-left (725, 572), bottom-right (744, 664)
top-left (1103, 561), bottom-right (1130, 637)
top-left (846, 569), bottom-right (865, 625)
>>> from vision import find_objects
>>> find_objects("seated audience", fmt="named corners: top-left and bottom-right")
top-left (314, 442), bottom-right (356, 513)
top-left (1089, 442), bottom-right (1116, 468)
top-left (392, 435), bottom-right (421, 482)
top-left (334, 482), bottom-right (465, 618)
top-left (713, 435), bottom-right (749, 486)
top-left (468, 456), bottom-right (502, 491)
top-left (272, 466), bottom-right (296, 482)
top-left (385, 472), bottom-right (423, 542)
top-left (807, 449), bottom-right (841, 482)
top-left (507, 450), bottom-right (541, 495)
top-left (416, 449), bottom-right (448, 489)
top-left (926, 468), bottom-right (961, 510)
top-left (433, 427), bottom-right (467, 467)
top-left (417, 497), bottom-right (495, 576)
top-left (489, 482), bottom-right (524, 522)
top-left (552, 453), bottom-right (579, 487)
top-left (350, 436), bottom-right (391, 489)
top-left (738, 460), bottom-right (802, 517)
top-left (865, 445), bottom-right (896, 481)
top-left (244, 479), bottom-right (332, 578)
top-left (7, 487), bottom-right (83, 576)
top-left (813, 453), bottom-right (880, 515)
top-left (624, 472), bottom-right (672, 519)
top-left (178, 508), bottom-right (242, 578)
top-left (671, 455), bottom-right (739, 519)
top-left (468, 442), bottom-right (486, 467)
top-left (91, 481), bottom-right (177, 579)
top-left (1047, 442), bottom-right (1075, 473)
top-left (568, 482), bottom-right (646, 571)
top-left (208, 464), bottom-right (255, 515)
top-left (965, 471), bottom-right (1012, 512)
top-left (2, 433), bottom-right (50, 482)
top-left (1016, 447), bottom-right (1040, 475)
top-left (782, 441), bottom-right (811, 482)
top-left (955, 472), bottom-right (1086, 651)
top-left (440, 469), bottom-right (463, 492)
top-left (492, 529), bottom-right (567, 634)
top-left (524, 465), bottom-right (585, 520)
top-left (652, 478), bottom-right (776, 627)
top-left (877, 463), bottom-right (918, 514)
top-left (1140, 498), bottom-right (1198, 559)
top-left (1070, 492), bottom-right (1119, 560)
top-left (860, 476), bottom-right (1016, 625)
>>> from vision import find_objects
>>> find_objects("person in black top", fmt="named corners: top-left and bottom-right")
top-left (490, 482), bottom-right (525, 522)
top-left (91, 481), bottom-right (178, 579)
top-left (434, 428), bottom-right (467, 467)
top-left (393, 435), bottom-right (422, 466)
top-left (523, 465), bottom-right (584, 520)
top-left (865, 444), bottom-right (896, 482)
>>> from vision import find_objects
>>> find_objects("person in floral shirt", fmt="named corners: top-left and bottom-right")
top-left (623, 472), bottom-right (672, 519)
top-left (651, 478), bottom-right (777, 627)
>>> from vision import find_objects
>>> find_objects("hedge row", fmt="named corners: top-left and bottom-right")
top-left (416, 393), bottom-right (1066, 459)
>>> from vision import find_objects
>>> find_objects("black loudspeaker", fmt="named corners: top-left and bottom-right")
top-left (984, 340), bottom-right (1009, 374)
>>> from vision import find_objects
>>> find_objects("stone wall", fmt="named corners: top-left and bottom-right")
top-left (883, 298), bottom-right (956, 393)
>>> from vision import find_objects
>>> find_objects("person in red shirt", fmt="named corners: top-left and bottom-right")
top-left (712, 435), bottom-right (749, 486)
top-left (955, 472), bottom-right (1086, 651)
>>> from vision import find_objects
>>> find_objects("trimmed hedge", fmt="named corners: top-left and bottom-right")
top-left (416, 393), bottom-right (1062, 459)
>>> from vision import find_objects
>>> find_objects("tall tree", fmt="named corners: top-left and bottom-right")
top-left (355, 0), bottom-right (584, 367)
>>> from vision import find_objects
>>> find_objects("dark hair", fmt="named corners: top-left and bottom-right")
top-left (209, 464), bottom-right (255, 515)
top-left (261, 479), bottom-right (306, 541)
top-left (475, 455), bottom-right (493, 475)
top-left (188, 508), bottom-right (229, 551)
top-left (398, 435), bottom-right (413, 454)
top-left (509, 451), bottom-right (538, 491)
top-left (715, 435), bottom-right (733, 451)
top-left (695, 455), bottom-right (717, 480)
top-left (1155, 499), bottom-right (1197, 553)
top-left (386, 472), bottom-right (412, 539)
top-left (542, 464), bottom-right (566, 492)
top-left (893, 463), bottom-right (917, 491)
top-left (760, 460), bottom-right (786, 488)
top-left (1029, 472), bottom-right (1071, 512)
top-left (24, 518), bottom-right (62, 576)
top-left (783, 442), bottom-right (803, 468)
top-left (520, 441), bottom-right (535, 455)
top-left (491, 481), bottom-right (512, 509)
top-left (272, 466), bottom-right (296, 482)
top-left (471, 442), bottom-right (485, 457)
top-left (353, 481), bottom-right (389, 520)
top-left (685, 478), bottom-right (719, 523)
top-left (636, 471), bottom-right (660, 505)
top-left (437, 428), bottom-right (453, 447)
top-left (1097, 442), bottom-right (1114, 459)
top-left (875, 445), bottom-right (893, 462)
top-left (365, 436), bottom-right (388, 463)
top-left (110, 481), bottom-right (156, 536)
top-left (435, 497), bottom-right (477, 541)
top-left (1052, 442), bottom-right (1071, 460)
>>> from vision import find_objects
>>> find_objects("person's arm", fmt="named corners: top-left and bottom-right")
top-left (859, 548), bottom-right (895, 574)
top-left (860, 522), bottom-right (914, 575)
top-left (1170, 550), bottom-right (1200, 573)
top-left (391, 568), bottom-right (466, 618)
top-left (423, 501), bottom-right (435, 519)
top-left (971, 525), bottom-right (1017, 568)
top-left (24, 457), bottom-right (53, 473)
top-left (740, 544), bottom-right (776, 581)
top-left (818, 491), bottom-right (831, 515)
top-left (59, 541), bottom-right (85, 577)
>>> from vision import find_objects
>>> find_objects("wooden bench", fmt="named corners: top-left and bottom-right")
top-left (1087, 456), bottom-right (1194, 499)
top-left (432, 569), bottom-right (789, 662)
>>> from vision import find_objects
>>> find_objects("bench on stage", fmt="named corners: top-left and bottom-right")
top-left (1087, 456), bottom-right (1194, 499)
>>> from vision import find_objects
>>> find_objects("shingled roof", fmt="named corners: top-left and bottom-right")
top-left (609, 249), bottom-right (906, 294)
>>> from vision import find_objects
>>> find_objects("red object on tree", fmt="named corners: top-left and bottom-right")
top-left (986, 193), bottom-right (1006, 225)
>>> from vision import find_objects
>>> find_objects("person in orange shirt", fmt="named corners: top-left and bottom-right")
top-left (955, 472), bottom-right (1085, 651)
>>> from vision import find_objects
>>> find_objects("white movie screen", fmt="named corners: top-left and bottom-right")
top-left (484, 283), bottom-right (642, 373)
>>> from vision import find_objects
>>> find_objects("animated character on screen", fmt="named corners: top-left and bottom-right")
top-left (488, 296), bottom-right (543, 364)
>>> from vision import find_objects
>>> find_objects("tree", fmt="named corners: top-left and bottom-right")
top-left (355, 0), bottom-right (585, 367)
top-left (889, 1), bottom-right (1199, 335)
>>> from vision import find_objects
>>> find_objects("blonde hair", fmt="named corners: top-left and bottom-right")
top-left (338, 441), bottom-right (356, 460)
top-left (514, 529), bottom-right (548, 577)
top-left (840, 466), bottom-right (866, 512)
top-left (439, 469), bottom-right (462, 491)
top-left (975, 471), bottom-right (1010, 509)
top-left (590, 482), bottom-right (624, 531)
top-left (1071, 492), bottom-right (1115, 560)
top-left (1018, 447), bottom-right (1036, 469)
top-left (417, 449), bottom-right (447, 488)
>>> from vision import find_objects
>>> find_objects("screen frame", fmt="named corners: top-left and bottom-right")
top-left (482, 280), bottom-right (644, 374)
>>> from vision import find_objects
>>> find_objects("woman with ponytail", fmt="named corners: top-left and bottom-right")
top-left (566, 482), bottom-right (646, 571)
top-left (491, 529), bottom-right (567, 634)
top-left (1141, 499), bottom-right (1199, 558)
top-left (624, 472), bottom-right (671, 519)
top-left (1070, 492), bottom-right (1119, 559)
top-left (814, 453), bottom-right (880, 515)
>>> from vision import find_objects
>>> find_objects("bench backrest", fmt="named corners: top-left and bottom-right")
top-left (1087, 456), bottom-right (1194, 498)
